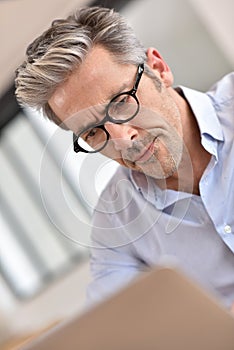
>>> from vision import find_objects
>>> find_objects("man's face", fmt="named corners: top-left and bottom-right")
top-left (48, 45), bottom-right (183, 180)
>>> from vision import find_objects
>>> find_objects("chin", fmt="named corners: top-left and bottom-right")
top-left (141, 167), bottom-right (177, 181)
top-left (121, 148), bottom-right (180, 182)
top-left (141, 152), bottom-right (179, 177)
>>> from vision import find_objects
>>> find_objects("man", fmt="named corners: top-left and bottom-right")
top-left (15, 6), bottom-right (234, 308)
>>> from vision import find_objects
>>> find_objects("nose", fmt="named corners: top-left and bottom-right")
top-left (104, 123), bottom-right (139, 151)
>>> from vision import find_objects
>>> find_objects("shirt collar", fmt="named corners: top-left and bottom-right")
top-left (177, 86), bottom-right (224, 160)
top-left (177, 86), bottom-right (224, 143)
top-left (130, 170), bottom-right (192, 210)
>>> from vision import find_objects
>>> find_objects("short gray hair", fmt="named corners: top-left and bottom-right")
top-left (15, 6), bottom-right (148, 126)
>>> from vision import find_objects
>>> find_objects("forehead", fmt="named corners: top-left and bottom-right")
top-left (48, 46), bottom-right (132, 131)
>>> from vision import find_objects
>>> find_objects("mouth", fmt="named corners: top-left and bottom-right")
top-left (134, 139), bottom-right (156, 164)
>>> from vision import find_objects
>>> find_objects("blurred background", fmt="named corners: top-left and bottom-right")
top-left (0, 0), bottom-right (233, 347)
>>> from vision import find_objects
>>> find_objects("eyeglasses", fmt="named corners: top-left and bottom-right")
top-left (73, 63), bottom-right (144, 154)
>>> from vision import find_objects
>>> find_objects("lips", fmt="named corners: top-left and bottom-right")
top-left (134, 139), bottom-right (156, 164)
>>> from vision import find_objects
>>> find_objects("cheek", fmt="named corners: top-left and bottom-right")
top-left (131, 107), bottom-right (166, 133)
top-left (138, 101), bottom-right (182, 138)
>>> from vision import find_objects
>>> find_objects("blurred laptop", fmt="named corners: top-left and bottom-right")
top-left (22, 265), bottom-right (234, 350)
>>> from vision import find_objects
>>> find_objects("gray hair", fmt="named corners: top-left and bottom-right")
top-left (15, 6), bottom-right (150, 126)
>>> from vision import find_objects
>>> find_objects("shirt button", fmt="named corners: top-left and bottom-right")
top-left (224, 225), bottom-right (232, 234)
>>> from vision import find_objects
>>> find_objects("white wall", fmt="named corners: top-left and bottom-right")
top-left (122, 0), bottom-right (232, 91)
top-left (0, 0), bottom-right (88, 96)
top-left (189, 0), bottom-right (234, 66)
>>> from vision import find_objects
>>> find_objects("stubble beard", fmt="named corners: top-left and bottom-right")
top-left (122, 133), bottom-right (182, 180)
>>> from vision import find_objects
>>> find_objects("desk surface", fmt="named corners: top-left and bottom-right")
top-left (22, 267), bottom-right (234, 350)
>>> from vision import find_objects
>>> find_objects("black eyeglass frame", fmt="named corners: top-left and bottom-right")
top-left (73, 63), bottom-right (144, 153)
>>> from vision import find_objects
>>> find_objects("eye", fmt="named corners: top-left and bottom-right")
top-left (108, 93), bottom-right (137, 121)
top-left (108, 94), bottom-right (131, 118)
top-left (115, 95), bottom-right (129, 108)
top-left (84, 127), bottom-right (98, 141)
top-left (81, 126), bottom-right (107, 150)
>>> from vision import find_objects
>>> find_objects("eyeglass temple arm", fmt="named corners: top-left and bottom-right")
top-left (132, 64), bottom-right (144, 93)
top-left (73, 132), bottom-right (77, 144)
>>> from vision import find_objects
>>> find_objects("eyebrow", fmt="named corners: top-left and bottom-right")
top-left (75, 81), bottom-right (131, 135)
top-left (97, 82), bottom-right (130, 115)
top-left (75, 112), bottom-right (100, 135)
top-left (107, 82), bottom-right (129, 102)
top-left (84, 82), bottom-right (130, 120)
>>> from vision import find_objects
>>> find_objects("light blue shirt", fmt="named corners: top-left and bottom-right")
top-left (87, 73), bottom-right (234, 308)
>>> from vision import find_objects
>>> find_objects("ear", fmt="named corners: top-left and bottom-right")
top-left (146, 47), bottom-right (174, 87)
